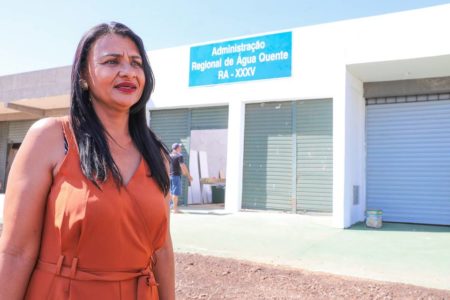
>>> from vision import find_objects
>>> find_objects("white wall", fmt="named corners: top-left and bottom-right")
top-left (190, 129), bottom-right (228, 178)
top-left (343, 5), bottom-right (450, 65)
top-left (149, 24), bottom-right (342, 108)
top-left (149, 4), bottom-right (450, 108)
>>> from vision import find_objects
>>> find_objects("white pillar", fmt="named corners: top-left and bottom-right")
top-left (333, 68), bottom-right (366, 228)
top-left (224, 101), bottom-right (245, 212)
top-left (345, 72), bottom-right (366, 226)
top-left (332, 66), bottom-right (349, 228)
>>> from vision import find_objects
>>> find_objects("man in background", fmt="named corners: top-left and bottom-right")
top-left (170, 143), bottom-right (192, 213)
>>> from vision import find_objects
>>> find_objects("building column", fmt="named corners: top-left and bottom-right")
top-left (332, 67), bottom-right (348, 228)
top-left (224, 101), bottom-right (245, 212)
top-left (332, 68), bottom-right (366, 228)
top-left (345, 71), bottom-right (366, 226)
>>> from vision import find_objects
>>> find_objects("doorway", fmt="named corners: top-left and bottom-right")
top-left (149, 106), bottom-right (229, 210)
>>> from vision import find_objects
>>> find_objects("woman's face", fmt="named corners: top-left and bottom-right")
top-left (85, 33), bottom-right (145, 112)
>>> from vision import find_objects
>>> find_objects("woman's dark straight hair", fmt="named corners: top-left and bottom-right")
top-left (70, 22), bottom-right (170, 194)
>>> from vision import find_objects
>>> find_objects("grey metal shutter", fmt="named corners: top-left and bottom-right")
top-left (8, 120), bottom-right (35, 143)
top-left (149, 109), bottom-right (190, 204)
top-left (0, 122), bottom-right (9, 190)
top-left (366, 95), bottom-right (450, 225)
top-left (242, 102), bottom-right (293, 211)
top-left (296, 99), bottom-right (333, 212)
top-left (191, 106), bottom-right (228, 130)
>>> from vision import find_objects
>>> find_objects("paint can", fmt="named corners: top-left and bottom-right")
top-left (366, 209), bottom-right (383, 228)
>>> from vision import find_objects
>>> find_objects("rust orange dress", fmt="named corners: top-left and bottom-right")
top-left (24, 117), bottom-right (168, 300)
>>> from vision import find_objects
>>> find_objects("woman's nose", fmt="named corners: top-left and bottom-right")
top-left (118, 61), bottom-right (136, 78)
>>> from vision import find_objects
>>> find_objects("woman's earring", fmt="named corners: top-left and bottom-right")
top-left (80, 79), bottom-right (89, 91)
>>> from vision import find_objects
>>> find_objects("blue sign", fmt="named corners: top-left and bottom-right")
top-left (189, 32), bottom-right (292, 87)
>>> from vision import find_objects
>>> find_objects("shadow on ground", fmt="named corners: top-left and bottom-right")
top-left (348, 221), bottom-right (450, 233)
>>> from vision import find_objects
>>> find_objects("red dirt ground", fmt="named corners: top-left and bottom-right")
top-left (175, 252), bottom-right (450, 300)
top-left (1, 224), bottom-right (448, 299)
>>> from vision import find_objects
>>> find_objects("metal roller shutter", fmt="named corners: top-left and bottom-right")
top-left (242, 102), bottom-right (293, 211)
top-left (0, 122), bottom-right (9, 189)
top-left (296, 99), bottom-right (333, 212)
top-left (191, 106), bottom-right (228, 130)
top-left (8, 120), bottom-right (35, 143)
top-left (149, 109), bottom-right (190, 148)
top-left (366, 94), bottom-right (450, 225)
top-left (243, 99), bottom-right (333, 213)
top-left (150, 109), bottom-right (190, 204)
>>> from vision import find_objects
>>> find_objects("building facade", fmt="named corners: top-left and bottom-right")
top-left (1, 5), bottom-right (449, 228)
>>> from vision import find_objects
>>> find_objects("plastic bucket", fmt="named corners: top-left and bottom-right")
top-left (366, 209), bottom-right (383, 228)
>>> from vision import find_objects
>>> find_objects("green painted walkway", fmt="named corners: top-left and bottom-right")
top-left (171, 211), bottom-right (450, 290)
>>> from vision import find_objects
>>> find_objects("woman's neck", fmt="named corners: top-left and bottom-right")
top-left (93, 104), bottom-right (131, 145)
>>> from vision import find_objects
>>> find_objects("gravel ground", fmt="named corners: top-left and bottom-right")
top-left (175, 252), bottom-right (450, 300)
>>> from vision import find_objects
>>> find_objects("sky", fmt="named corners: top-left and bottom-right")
top-left (1, 0), bottom-right (450, 76)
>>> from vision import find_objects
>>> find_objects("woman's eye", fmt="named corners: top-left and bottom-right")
top-left (105, 60), bottom-right (118, 65)
top-left (132, 61), bottom-right (142, 67)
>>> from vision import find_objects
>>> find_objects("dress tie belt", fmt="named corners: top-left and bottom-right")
top-left (36, 255), bottom-right (158, 300)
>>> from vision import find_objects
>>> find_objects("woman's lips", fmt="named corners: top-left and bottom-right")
top-left (115, 82), bottom-right (137, 94)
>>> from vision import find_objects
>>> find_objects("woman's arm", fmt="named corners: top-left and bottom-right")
top-left (154, 194), bottom-right (175, 300)
top-left (154, 225), bottom-right (175, 300)
top-left (154, 155), bottom-right (175, 300)
top-left (0, 118), bottom-right (64, 299)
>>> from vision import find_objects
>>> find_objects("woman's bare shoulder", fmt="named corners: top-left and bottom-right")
top-left (26, 117), bottom-right (66, 143)
top-left (22, 117), bottom-right (66, 164)
top-left (28, 117), bottom-right (64, 134)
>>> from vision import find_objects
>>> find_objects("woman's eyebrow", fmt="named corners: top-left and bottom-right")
top-left (100, 53), bottom-right (142, 60)
top-left (100, 53), bottom-right (121, 58)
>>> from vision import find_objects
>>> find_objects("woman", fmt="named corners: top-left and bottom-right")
top-left (0, 22), bottom-right (175, 299)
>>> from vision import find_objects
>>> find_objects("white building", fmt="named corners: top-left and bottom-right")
top-left (1, 5), bottom-right (450, 228)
